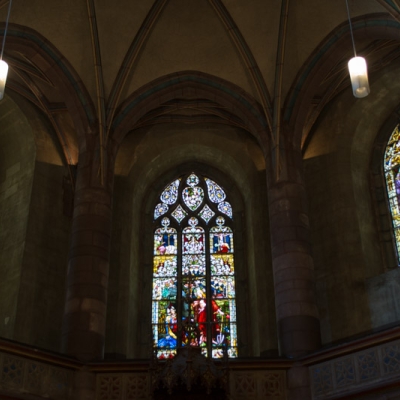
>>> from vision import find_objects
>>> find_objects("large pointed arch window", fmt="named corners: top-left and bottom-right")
top-left (384, 124), bottom-right (400, 262)
top-left (152, 173), bottom-right (238, 359)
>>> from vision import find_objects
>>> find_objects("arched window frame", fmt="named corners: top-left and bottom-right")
top-left (151, 172), bottom-right (238, 359)
top-left (384, 124), bottom-right (400, 265)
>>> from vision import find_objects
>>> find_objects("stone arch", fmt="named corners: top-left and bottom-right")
top-left (303, 57), bottom-right (400, 344)
top-left (106, 122), bottom-right (277, 359)
top-left (109, 71), bottom-right (271, 160)
top-left (286, 13), bottom-right (400, 148)
top-left (2, 23), bottom-right (96, 152)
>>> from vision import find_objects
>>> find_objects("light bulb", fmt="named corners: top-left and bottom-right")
top-left (0, 59), bottom-right (9, 101)
top-left (348, 56), bottom-right (370, 98)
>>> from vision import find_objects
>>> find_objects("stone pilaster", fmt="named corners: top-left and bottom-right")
top-left (61, 159), bottom-right (113, 361)
top-left (268, 145), bottom-right (321, 358)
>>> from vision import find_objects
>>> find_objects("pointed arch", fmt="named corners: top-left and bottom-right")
top-left (284, 14), bottom-right (400, 149)
top-left (151, 172), bottom-right (238, 359)
top-left (110, 71), bottom-right (271, 159)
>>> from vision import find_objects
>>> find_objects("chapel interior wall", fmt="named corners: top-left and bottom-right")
top-left (0, 93), bottom-right (71, 351)
top-left (108, 122), bottom-right (278, 359)
top-left (303, 64), bottom-right (400, 345)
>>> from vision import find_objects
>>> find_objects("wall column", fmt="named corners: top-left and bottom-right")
top-left (61, 155), bottom-right (113, 361)
top-left (268, 143), bottom-right (321, 358)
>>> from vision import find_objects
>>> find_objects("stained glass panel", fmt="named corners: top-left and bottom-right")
top-left (160, 179), bottom-right (180, 205)
top-left (210, 227), bottom-right (233, 254)
top-left (182, 254), bottom-right (206, 276)
top-left (152, 301), bottom-right (178, 356)
top-left (182, 277), bottom-right (207, 299)
top-left (218, 201), bottom-right (233, 218)
top-left (171, 204), bottom-right (187, 223)
top-left (183, 186), bottom-right (204, 211)
top-left (153, 278), bottom-right (178, 300)
top-left (154, 203), bottom-right (168, 219)
top-left (153, 256), bottom-right (177, 277)
top-left (211, 276), bottom-right (235, 299)
top-left (205, 178), bottom-right (226, 203)
top-left (385, 125), bottom-right (400, 263)
top-left (152, 173), bottom-right (237, 359)
top-left (187, 173), bottom-right (200, 187)
top-left (211, 254), bottom-right (234, 275)
top-left (199, 204), bottom-right (215, 224)
top-left (183, 219), bottom-right (205, 254)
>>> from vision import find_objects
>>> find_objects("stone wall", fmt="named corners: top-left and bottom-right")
top-left (0, 95), bottom-right (71, 351)
top-left (0, 96), bottom-right (36, 340)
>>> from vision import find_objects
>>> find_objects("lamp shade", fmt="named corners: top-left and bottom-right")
top-left (348, 56), bottom-right (370, 98)
top-left (0, 59), bottom-right (8, 100)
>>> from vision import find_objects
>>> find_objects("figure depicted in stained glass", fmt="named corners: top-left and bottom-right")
top-left (157, 304), bottom-right (178, 349)
top-left (192, 296), bottom-right (226, 346)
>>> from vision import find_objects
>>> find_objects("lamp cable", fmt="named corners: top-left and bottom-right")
top-left (345, 0), bottom-right (357, 57)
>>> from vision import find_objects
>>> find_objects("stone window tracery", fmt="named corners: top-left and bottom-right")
top-left (384, 125), bottom-right (400, 263)
top-left (151, 173), bottom-right (238, 359)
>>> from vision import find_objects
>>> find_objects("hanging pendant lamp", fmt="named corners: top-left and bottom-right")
top-left (0, 0), bottom-right (13, 101)
top-left (345, 0), bottom-right (370, 98)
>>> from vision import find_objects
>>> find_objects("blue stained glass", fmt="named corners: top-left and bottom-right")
top-left (205, 178), bottom-right (226, 203)
top-left (187, 173), bottom-right (200, 187)
top-left (152, 301), bottom-right (178, 355)
top-left (154, 203), bottom-right (168, 219)
top-left (154, 222), bottom-right (178, 255)
top-left (160, 179), bottom-right (180, 205)
top-left (153, 277), bottom-right (178, 300)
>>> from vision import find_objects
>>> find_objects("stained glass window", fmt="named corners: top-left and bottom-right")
top-left (384, 125), bottom-right (400, 262)
top-left (152, 173), bottom-right (237, 359)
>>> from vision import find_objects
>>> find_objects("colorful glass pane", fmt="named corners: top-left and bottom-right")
top-left (211, 254), bottom-right (234, 275)
top-left (182, 277), bottom-right (206, 299)
top-left (385, 125), bottom-right (400, 263)
top-left (152, 173), bottom-right (237, 359)
top-left (153, 256), bottom-right (177, 277)
top-left (160, 179), bottom-right (180, 205)
top-left (205, 178), bottom-right (226, 203)
top-left (153, 277), bottom-right (178, 300)
top-left (183, 186), bottom-right (204, 211)
top-left (171, 204), bottom-right (187, 223)
top-left (154, 225), bottom-right (177, 256)
top-left (210, 228), bottom-right (233, 254)
top-left (154, 203), bottom-right (168, 219)
top-left (218, 201), bottom-right (232, 218)
top-left (187, 173), bottom-right (200, 187)
top-left (152, 301), bottom-right (178, 356)
top-left (211, 276), bottom-right (236, 298)
top-left (182, 254), bottom-right (206, 276)
top-left (183, 219), bottom-right (205, 254)
top-left (199, 204), bottom-right (215, 224)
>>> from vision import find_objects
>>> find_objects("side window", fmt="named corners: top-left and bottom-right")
top-left (151, 173), bottom-right (238, 359)
top-left (384, 125), bottom-right (400, 263)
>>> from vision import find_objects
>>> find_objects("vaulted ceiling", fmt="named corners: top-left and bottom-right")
top-left (1, 0), bottom-right (400, 175)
